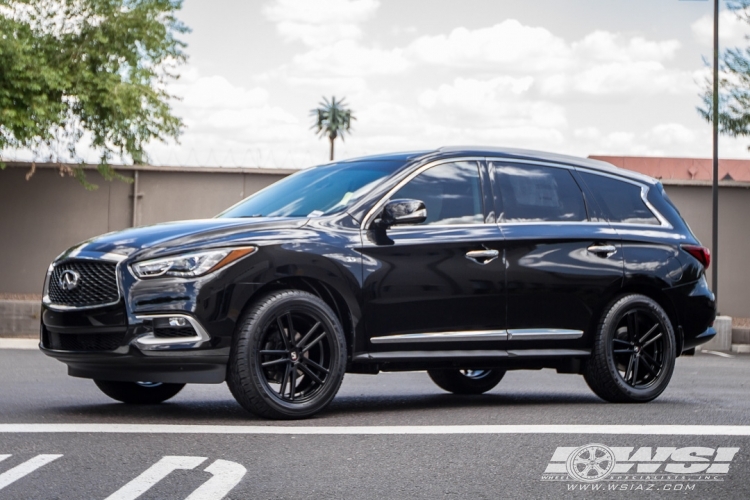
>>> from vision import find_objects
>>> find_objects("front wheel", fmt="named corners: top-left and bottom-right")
top-left (93, 380), bottom-right (185, 404)
top-left (427, 369), bottom-right (505, 394)
top-left (227, 290), bottom-right (347, 420)
top-left (583, 294), bottom-right (676, 403)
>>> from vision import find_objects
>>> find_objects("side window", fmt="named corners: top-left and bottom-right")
top-left (493, 163), bottom-right (587, 222)
top-left (389, 161), bottom-right (484, 225)
top-left (579, 172), bottom-right (659, 225)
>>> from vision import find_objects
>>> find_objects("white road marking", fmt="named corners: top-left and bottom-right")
top-left (104, 456), bottom-right (207, 500)
top-left (185, 460), bottom-right (247, 500)
top-left (0, 456), bottom-right (9, 464)
top-left (0, 454), bottom-right (63, 492)
top-left (0, 339), bottom-right (38, 350)
top-left (702, 350), bottom-right (734, 358)
top-left (2, 424), bottom-right (750, 435)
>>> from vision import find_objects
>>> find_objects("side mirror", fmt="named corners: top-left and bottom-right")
top-left (376, 199), bottom-right (427, 228)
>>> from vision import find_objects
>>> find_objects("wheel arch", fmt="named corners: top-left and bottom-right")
top-left (238, 276), bottom-right (357, 361)
top-left (598, 281), bottom-right (684, 356)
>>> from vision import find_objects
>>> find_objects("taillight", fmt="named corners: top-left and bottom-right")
top-left (681, 244), bottom-right (711, 269)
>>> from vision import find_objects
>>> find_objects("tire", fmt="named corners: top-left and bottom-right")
top-left (427, 369), bottom-right (506, 395)
top-left (93, 380), bottom-right (185, 404)
top-left (227, 290), bottom-right (347, 420)
top-left (583, 294), bottom-right (676, 403)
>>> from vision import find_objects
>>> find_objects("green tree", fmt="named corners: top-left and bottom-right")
top-left (310, 96), bottom-right (355, 161)
top-left (0, 0), bottom-right (189, 188)
top-left (698, 1), bottom-right (750, 147)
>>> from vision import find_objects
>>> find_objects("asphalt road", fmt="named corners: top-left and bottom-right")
top-left (1, 347), bottom-right (749, 499)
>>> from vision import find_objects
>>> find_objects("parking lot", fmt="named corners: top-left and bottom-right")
top-left (0, 346), bottom-right (748, 499)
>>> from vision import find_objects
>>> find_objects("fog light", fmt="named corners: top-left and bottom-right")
top-left (169, 317), bottom-right (188, 327)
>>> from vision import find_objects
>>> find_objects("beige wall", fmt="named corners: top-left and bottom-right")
top-left (0, 165), bottom-right (286, 294)
top-left (1, 165), bottom-right (749, 318)
top-left (134, 171), bottom-right (284, 226)
top-left (665, 184), bottom-right (750, 318)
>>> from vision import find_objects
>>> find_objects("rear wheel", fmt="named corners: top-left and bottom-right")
top-left (93, 380), bottom-right (185, 404)
top-left (427, 369), bottom-right (505, 395)
top-left (584, 294), bottom-right (676, 403)
top-left (227, 290), bottom-right (347, 420)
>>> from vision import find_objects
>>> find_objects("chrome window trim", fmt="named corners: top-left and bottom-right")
top-left (487, 158), bottom-right (672, 229)
top-left (134, 314), bottom-right (210, 350)
top-left (385, 222), bottom-right (495, 231)
top-left (497, 221), bottom-right (610, 227)
top-left (43, 257), bottom-right (123, 311)
top-left (360, 156), bottom-right (487, 230)
top-left (507, 329), bottom-right (583, 341)
top-left (370, 330), bottom-right (508, 344)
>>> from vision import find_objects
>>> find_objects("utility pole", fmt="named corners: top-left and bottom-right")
top-left (711, 0), bottom-right (720, 304)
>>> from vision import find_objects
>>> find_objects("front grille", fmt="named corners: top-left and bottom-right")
top-left (154, 325), bottom-right (196, 338)
top-left (47, 260), bottom-right (119, 307)
top-left (45, 331), bottom-right (124, 351)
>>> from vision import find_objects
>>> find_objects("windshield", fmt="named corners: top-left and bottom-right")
top-left (218, 160), bottom-right (401, 218)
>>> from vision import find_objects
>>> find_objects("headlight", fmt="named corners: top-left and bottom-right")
top-left (131, 247), bottom-right (256, 279)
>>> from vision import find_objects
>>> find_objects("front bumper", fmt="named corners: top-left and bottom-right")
top-left (40, 302), bottom-right (230, 384)
top-left (40, 343), bottom-right (229, 383)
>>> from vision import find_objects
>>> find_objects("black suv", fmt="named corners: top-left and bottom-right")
top-left (40, 147), bottom-right (716, 419)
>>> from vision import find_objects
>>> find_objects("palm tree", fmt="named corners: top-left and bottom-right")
top-left (311, 96), bottom-right (355, 161)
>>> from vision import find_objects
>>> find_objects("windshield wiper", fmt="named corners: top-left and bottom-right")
top-left (239, 214), bottom-right (264, 218)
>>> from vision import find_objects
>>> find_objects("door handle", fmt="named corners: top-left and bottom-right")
top-left (587, 244), bottom-right (617, 257)
top-left (465, 249), bottom-right (499, 265)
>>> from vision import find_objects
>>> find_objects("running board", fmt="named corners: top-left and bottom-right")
top-left (353, 349), bottom-right (590, 363)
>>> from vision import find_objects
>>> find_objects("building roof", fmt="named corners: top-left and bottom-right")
top-left (590, 155), bottom-right (750, 183)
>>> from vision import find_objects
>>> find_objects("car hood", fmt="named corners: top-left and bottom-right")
top-left (56, 217), bottom-right (308, 262)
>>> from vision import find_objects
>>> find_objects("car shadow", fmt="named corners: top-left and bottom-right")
top-left (324, 391), bottom-right (604, 415)
top-left (14, 389), bottom-right (684, 423)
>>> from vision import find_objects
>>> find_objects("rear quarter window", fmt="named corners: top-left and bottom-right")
top-left (579, 172), bottom-right (659, 225)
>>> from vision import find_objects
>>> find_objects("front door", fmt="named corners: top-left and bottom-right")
top-left (360, 160), bottom-right (506, 349)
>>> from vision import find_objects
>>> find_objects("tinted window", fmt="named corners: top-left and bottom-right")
top-left (579, 172), bottom-right (659, 225)
top-left (493, 163), bottom-right (587, 222)
top-left (389, 161), bottom-right (484, 225)
top-left (218, 160), bottom-right (398, 218)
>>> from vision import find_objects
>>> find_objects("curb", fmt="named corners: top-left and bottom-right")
top-left (0, 339), bottom-right (39, 350)
top-left (0, 299), bottom-right (41, 338)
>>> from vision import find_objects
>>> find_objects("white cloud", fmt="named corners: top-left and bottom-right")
top-left (408, 20), bottom-right (571, 72)
top-left (418, 76), bottom-right (566, 129)
top-left (176, 71), bottom-right (269, 109)
top-left (572, 31), bottom-right (680, 63)
top-left (136, 6), bottom-right (750, 168)
top-left (289, 40), bottom-right (409, 76)
top-left (570, 61), bottom-right (695, 96)
top-left (647, 123), bottom-right (697, 147)
top-left (263, 0), bottom-right (380, 46)
top-left (151, 70), bottom-right (305, 160)
top-left (692, 9), bottom-right (750, 49)
top-left (407, 20), bottom-right (690, 96)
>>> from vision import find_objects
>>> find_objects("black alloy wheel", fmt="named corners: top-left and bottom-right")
top-left (228, 290), bottom-right (346, 419)
top-left (584, 294), bottom-right (676, 403)
top-left (93, 380), bottom-right (185, 404)
top-left (427, 368), bottom-right (506, 395)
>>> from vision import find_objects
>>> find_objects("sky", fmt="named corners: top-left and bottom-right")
top-left (15, 0), bottom-right (750, 169)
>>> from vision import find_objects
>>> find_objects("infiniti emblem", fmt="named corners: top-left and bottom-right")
top-left (59, 270), bottom-right (80, 291)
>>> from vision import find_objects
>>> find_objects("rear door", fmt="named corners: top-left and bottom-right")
top-left (491, 160), bottom-right (623, 346)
